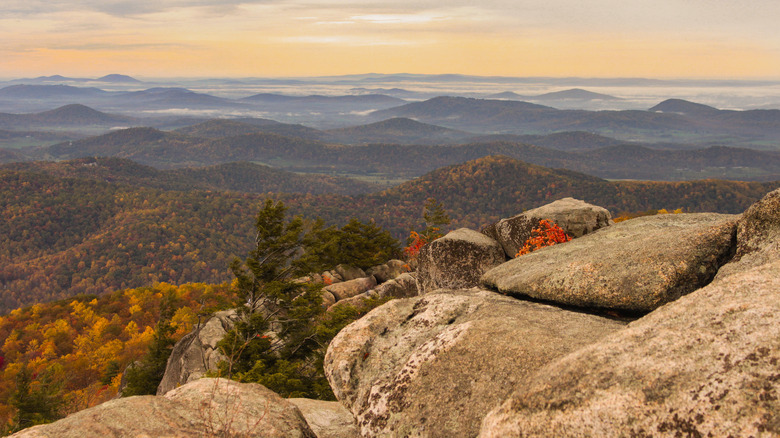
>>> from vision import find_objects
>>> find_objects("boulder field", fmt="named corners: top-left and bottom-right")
top-left (11, 189), bottom-right (780, 437)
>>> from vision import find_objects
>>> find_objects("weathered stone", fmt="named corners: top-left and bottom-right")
top-left (320, 289), bottom-right (337, 308)
top-left (326, 273), bottom-right (419, 313)
top-left (324, 289), bottom-right (625, 438)
top-left (480, 259), bottom-right (780, 438)
top-left (288, 398), bottom-right (359, 438)
top-left (374, 272), bottom-right (418, 299)
top-left (324, 276), bottom-right (378, 302)
top-left (367, 259), bottom-right (410, 283)
top-left (157, 309), bottom-right (239, 395)
top-left (322, 271), bottom-right (343, 285)
top-left (326, 290), bottom-right (379, 313)
top-left (335, 264), bottom-right (366, 281)
top-left (479, 221), bottom-right (500, 242)
top-left (11, 379), bottom-right (316, 438)
top-left (417, 228), bottom-right (505, 294)
top-left (490, 197), bottom-right (614, 258)
top-left (717, 187), bottom-right (780, 279)
top-left (482, 213), bottom-right (738, 312)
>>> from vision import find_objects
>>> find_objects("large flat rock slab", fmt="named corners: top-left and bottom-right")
top-left (482, 213), bottom-right (738, 312)
top-left (324, 289), bottom-right (625, 438)
top-left (480, 258), bottom-right (780, 438)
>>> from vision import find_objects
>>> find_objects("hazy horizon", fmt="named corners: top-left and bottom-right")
top-left (3, 1), bottom-right (780, 80)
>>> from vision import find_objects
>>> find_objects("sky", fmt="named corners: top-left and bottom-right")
top-left (2, 0), bottom-right (780, 79)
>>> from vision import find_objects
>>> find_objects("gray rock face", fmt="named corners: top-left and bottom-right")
top-left (327, 273), bottom-right (419, 313)
top-left (324, 289), bottom-right (625, 438)
top-left (482, 213), bottom-right (738, 312)
top-left (324, 276), bottom-right (378, 302)
top-left (717, 187), bottom-right (780, 278)
top-left (367, 259), bottom-right (410, 283)
top-left (288, 398), bottom-right (359, 438)
top-left (489, 197), bottom-right (613, 258)
top-left (11, 379), bottom-right (316, 438)
top-left (480, 259), bottom-right (780, 438)
top-left (335, 264), bottom-right (367, 281)
top-left (373, 272), bottom-right (418, 299)
top-left (417, 228), bottom-right (506, 294)
top-left (157, 310), bottom-right (238, 395)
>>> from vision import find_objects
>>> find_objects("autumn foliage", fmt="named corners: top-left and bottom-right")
top-left (515, 219), bottom-right (572, 257)
top-left (0, 282), bottom-right (235, 432)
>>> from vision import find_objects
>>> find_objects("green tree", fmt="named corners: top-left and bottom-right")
top-left (422, 198), bottom-right (451, 241)
top-left (7, 364), bottom-right (64, 433)
top-left (217, 200), bottom-right (400, 398)
top-left (230, 199), bottom-right (306, 313)
top-left (217, 200), bottom-right (325, 397)
top-left (298, 218), bottom-right (401, 272)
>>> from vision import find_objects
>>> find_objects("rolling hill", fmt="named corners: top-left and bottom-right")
top-left (0, 84), bottom-right (109, 100)
top-left (41, 126), bottom-right (780, 181)
top-left (533, 88), bottom-right (621, 101)
top-left (0, 104), bottom-right (136, 130)
top-left (2, 157), bottom-right (380, 195)
top-left (370, 96), bottom-right (780, 145)
top-left (325, 117), bottom-right (474, 145)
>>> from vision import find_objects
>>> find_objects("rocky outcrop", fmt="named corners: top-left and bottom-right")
top-left (479, 258), bottom-right (780, 437)
top-left (327, 272), bottom-right (419, 313)
top-left (324, 289), bottom-right (625, 437)
top-left (367, 259), bottom-right (409, 283)
top-left (288, 398), bottom-right (359, 438)
top-left (482, 213), bottom-right (738, 312)
top-left (716, 187), bottom-right (780, 279)
top-left (157, 310), bottom-right (238, 395)
top-left (324, 276), bottom-right (378, 302)
top-left (417, 228), bottom-right (505, 294)
top-left (335, 264), bottom-right (366, 281)
top-left (11, 379), bottom-right (316, 438)
top-left (485, 197), bottom-right (613, 258)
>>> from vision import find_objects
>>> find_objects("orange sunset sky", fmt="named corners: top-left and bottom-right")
top-left (2, 0), bottom-right (780, 79)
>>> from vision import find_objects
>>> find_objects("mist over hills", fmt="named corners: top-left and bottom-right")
top-left (485, 88), bottom-right (621, 101)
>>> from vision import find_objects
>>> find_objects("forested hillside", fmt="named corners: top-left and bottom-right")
top-left (2, 155), bottom-right (777, 313)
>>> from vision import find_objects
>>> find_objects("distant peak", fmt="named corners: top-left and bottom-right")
top-left (97, 74), bottom-right (142, 83)
top-left (649, 99), bottom-right (720, 115)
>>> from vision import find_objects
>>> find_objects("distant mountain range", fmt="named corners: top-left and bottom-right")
top-left (371, 96), bottom-right (780, 144)
top-left (26, 122), bottom-right (780, 182)
top-left (6, 74), bottom-right (142, 84)
top-left (485, 88), bottom-right (621, 101)
top-left (0, 104), bottom-right (136, 129)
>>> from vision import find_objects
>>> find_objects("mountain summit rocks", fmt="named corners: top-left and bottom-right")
top-left (482, 197), bottom-right (613, 258)
top-left (482, 212), bottom-right (738, 312)
top-left (324, 289), bottom-right (624, 437)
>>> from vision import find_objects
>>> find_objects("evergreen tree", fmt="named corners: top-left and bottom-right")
top-left (7, 364), bottom-right (63, 433)
top-left (422, 198), bottom-right (451, 240)
top-left (217, 199), bottom-right (400, 398)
